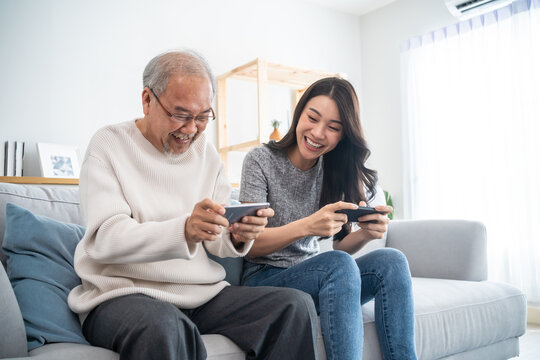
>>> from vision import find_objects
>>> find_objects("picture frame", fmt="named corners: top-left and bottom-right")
top-left (37, 143), bottom-right (81, 178)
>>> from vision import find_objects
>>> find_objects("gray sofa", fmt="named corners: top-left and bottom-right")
top-left (0, 182), bottom-right (527, 360)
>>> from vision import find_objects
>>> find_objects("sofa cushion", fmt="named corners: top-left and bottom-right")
top-left (28, 342), bottom-right (119, 360)
top-left (412, 278), bottom-right (526, 359)
top-left (2, 203), bottom-right (89, 351)
top-left (360, 278), bottom-right (526, 360)
top-left (207, 253), bottom-right (244, 286)
top-left (0, 182), bottom-right (82, 269)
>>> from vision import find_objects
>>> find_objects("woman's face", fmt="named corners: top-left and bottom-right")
top-left (294, 95), bottom-right (344, 165)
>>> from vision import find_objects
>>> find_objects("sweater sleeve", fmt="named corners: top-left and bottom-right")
top-left (203, 162), bottom-right (254, 258)
top-left (80, 154), bottom-right (198, 264)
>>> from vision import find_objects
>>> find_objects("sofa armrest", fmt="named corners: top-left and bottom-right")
top-left (0, 265), bottom-right (28, 358)
top-left (386, 219), bottom-right (487, 281)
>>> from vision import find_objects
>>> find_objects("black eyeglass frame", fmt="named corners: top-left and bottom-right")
top-left (149, 88), bottom-right (216, 125)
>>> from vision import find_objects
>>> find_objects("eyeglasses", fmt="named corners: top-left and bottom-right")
top-left (149, 88), bottom-right (216, 125)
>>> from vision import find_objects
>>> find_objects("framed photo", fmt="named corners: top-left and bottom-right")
top-left (37, 143), bottom-right (81, 178)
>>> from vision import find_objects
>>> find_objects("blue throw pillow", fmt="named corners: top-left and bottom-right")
top-left (1, 203), bottom-right (89, 351)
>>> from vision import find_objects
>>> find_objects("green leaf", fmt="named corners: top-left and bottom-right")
top-left (384, 190), bottom-right (394, 220)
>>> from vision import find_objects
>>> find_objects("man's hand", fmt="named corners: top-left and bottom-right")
top-left (229, 208), bottom-right (275, 246)
top-left (185, 199), bottom-right (228, 245)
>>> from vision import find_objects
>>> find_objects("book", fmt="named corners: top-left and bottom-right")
top-left (0, 141), bottom-right (4, 176)
top-left (4, 141), bottom-right (15, 176)
top-left (14, 141), bottom-right (25, 176)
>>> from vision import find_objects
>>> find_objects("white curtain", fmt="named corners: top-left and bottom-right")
top-left (401, 0), bottom-right (540, 303)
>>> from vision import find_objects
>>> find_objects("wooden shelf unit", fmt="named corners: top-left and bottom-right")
top-left (216, 58), bottom-right (343, 171)
top-left (0, 176), bottom-right (79, 185)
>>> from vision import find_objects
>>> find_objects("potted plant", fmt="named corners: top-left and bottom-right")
top-left (384, 190), bottom-right (394, 220)
top-left (270, 119), bottom-right (282, 141)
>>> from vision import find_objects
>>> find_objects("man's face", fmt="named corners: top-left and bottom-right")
top-left (143, 74), bottom-right (213, 156)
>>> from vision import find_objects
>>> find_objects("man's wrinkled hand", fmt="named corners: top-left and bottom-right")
top-left (229, 207), bottom-right (275, 246)
top-left (185, 198), bottom-right (228, 245)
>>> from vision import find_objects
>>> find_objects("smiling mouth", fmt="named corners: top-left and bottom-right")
top-left (171, 132), bottom-right (195, 143)
top-left (305, 136), bottom-right (323, 149)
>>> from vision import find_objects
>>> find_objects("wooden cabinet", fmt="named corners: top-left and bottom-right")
top-left (216, 58), bottom-right (342, 172)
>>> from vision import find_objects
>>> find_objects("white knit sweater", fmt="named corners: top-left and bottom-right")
top-left (68, 120), bottom-right (251, 317)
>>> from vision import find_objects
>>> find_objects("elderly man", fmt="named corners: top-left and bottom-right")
top-left (68, 50), bottom-right (319, 360)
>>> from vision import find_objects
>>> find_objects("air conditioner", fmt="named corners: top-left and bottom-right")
top-left (444, 0), bottom-right (513, 19)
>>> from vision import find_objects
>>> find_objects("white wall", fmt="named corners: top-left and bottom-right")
top-left (0, 0), bottom-right (362, 176)
top-left (1, 0), bottom-right (465, 218)
top-left (358, 0), bottom-right (456, 217)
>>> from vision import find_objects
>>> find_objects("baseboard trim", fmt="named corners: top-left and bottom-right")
top-left (528, 306), bottom-right (540, 325)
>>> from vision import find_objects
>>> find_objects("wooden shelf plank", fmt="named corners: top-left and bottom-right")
top-left (0, 176), bottom-right (79, 185)
top-left (218, 59), bottom-right (259, 80)
top-left (219, 139), bottom-right (260, 153)
top-left (218, 58), bottom-right (341, 89)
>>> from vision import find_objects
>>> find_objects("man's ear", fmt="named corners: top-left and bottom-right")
top-left (142, 87), bottom-right (152, 115)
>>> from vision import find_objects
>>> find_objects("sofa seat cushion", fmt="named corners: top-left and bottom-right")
top-left (26, 334), bottom-right (248, 360)
top-left (26, 336), bottom-right (245, 360)
top-left (401, 277), bottom-right (525, 359)
top-left (28, 343), bottom-right (119, 360)
top-left (360, 278), bottom-right (526, 359)
top-left (2, 203), bottom-right (88, 351)
top-left (203, 334), bottom-right (244, 360)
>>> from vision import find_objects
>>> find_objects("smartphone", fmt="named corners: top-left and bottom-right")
top-left (336, 207), bottom-right (386, 223)
top-left (224, 202), bottom-right (271, 224)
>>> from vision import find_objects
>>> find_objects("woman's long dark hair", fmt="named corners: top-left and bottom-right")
top-left (267, 77), bottom-right (378, 240)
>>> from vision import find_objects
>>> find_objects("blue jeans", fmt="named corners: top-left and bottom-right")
top-left (242, 248), bottom-right (417, 360)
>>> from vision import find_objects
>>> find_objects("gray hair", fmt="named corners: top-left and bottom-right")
top-left (142, 49), bottom-right (216, 98)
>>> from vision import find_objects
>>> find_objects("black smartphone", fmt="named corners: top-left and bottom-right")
top-left (336, 207), bottom-right (386, 223)
top-left (224, 202), bottom-right (271, 224)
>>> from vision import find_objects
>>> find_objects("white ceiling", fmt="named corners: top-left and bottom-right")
top-left (301, 0), bottom-right (398, 16)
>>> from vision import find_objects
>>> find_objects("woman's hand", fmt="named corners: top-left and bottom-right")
top-left (333, 201), bottom-right (393, 254)
top-left (353, 201), bottom-right (392, 240)
top-left (302, 201), bottom-right (358, 237)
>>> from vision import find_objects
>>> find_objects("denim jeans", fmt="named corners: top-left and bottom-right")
top-left (242, 248), bottom-right (417, 360)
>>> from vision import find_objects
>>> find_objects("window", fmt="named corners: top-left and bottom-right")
top-left (401, 0), bottom-right (540, 303)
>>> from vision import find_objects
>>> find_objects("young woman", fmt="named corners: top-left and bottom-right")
top-left (239, 77), bottom-right (417, 360)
